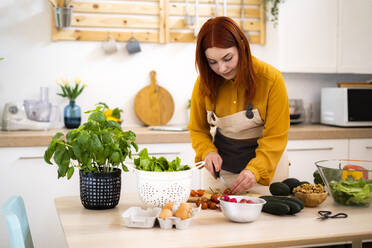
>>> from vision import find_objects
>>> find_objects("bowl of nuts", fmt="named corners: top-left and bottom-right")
top-left (293, 184), bottom-right (328, 207)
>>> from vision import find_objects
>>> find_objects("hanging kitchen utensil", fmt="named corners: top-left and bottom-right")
top-left (102, 33), bottom-right (117, 54)
top-left (184, 0), bottom-right (195, 27)
top-left (54, 5), bottom-right (73, 29)
top-left (134, 71), bottom-right (175, 126)
top-left (126, 36), bottom-right (141, 54)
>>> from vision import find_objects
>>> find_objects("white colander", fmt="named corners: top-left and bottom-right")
top-left (128, 161), bottom-right (205, 207)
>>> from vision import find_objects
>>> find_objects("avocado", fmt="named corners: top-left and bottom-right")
top-left (262, 201), bottom-right (290, 215)
top-left (282, 178), bottom-right (301, 193)
top-left (269, 182), bottom-right (291, 196)
top-left (260, 195), bottom-right (303, 214)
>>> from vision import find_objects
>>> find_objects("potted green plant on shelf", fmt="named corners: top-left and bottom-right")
top-left (44, 106), bottom-right (138, 209)
top-left (57, 77), bottom-right (86, 129)
top-left (264, 0), bottom-right (284, 27)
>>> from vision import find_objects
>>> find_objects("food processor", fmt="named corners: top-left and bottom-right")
top-left (2, 87), bottom-right (62, 131)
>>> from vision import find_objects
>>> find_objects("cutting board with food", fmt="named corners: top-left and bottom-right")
top-left (134, 70), bottom-right (174, 126)
top-left (187, 188), bottom-right (261, 210)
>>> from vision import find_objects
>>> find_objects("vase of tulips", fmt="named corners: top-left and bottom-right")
top-left (57, 77), bottom-right (86, 129)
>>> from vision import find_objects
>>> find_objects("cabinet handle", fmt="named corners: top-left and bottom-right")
top-left (366, 146), bottom-right (372, 149)
top-left (19, 156), bottom-right (44, 160)
top-left (287, 147), bottom-right (333, 152)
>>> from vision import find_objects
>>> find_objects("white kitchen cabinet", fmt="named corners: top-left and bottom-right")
top-left (349, 139), bottom-right (372, 160)
top-left (276, 0), bottom-right (338, 73)
top-left (0, 147), bottom-right (78, 248)
top-left (286, 139), bottom-right (349, 183)
top-left (274, 0), bottom-right (372, 74)
top-left (337, 0), bottom-right (372, 74)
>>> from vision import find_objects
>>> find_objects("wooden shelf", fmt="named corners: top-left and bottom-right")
top-left (51, 0), bottom-right (265, 44)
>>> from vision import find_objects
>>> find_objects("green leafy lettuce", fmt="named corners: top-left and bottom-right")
top-left (330, 178), bottom-right (372, 206)
top-left (134, 148), bottom-right (190, 172)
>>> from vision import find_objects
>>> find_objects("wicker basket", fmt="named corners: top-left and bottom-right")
top-left (129, 161), bottom-right (205, 208)
top-left (79, 168), bottom-right (121, 210)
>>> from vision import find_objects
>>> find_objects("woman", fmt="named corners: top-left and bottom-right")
top-left (188, 16), bottom-right (290, 194)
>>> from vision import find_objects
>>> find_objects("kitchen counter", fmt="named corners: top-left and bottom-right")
top-left (1, 124), bottom-right (372, 147)
top-left (55, 192), bottom-right (372, 248)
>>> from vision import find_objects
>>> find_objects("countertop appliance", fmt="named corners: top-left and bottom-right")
top-left (321, 87), bottom-right (372, 127)
top-left (2, 102), bottom-right (54, 130)
top-left (289, 99), bottom-right (305, 125)
top-left (2, 87), bottom-right (62, 131)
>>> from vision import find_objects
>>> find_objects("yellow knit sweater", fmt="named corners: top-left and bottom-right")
top-left (187, 57), bottom-right (290, 185)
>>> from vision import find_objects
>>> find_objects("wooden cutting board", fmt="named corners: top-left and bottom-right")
top-left (134, 71), bottom-right (175, 126)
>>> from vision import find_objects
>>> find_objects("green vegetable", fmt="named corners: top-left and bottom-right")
top-left (313, 170), bottom-right (324, 185)
top-left (260, 195), bottom-right (303, 215)
top-left (134, 148), bottom-right (190, 172)
top-left (330, 178), bottom-right (372, 206)
top-left (260, 199), bottom-right (290, 215)
top-left (281, 178), bottom-right (301, 193)
top-left (44, 106), bottom-right (138, 179)
top-left (269, 182), bottom-right (291, 196)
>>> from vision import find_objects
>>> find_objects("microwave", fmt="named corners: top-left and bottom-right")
top-left (321, 87), bottom-right (372, 127)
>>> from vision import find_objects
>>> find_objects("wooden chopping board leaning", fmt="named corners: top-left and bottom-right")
top-left (134, 70), bottom-right (175, 126)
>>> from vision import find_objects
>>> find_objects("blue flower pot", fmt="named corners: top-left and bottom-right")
top-left (64, 101), bottom-right (81, 129)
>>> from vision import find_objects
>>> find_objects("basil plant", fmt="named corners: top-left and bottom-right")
top-left (44, 107), bottom-right (138, 179)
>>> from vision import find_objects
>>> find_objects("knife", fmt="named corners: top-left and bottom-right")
top-left (212, 164), bottom-right (229, 188)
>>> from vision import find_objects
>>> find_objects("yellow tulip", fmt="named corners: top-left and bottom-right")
top-left (74, 77), bottom-right (82, 84)
top-left (62, 77), bottom-right (69, 85)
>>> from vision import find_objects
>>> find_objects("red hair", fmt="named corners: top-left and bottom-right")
top-left (195, 16), bottom-right (256, 104)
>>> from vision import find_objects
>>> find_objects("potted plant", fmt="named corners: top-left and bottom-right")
top-left (57, 77), bottom-right (86, 129)
top-left (96, 102), bottom-right (123, 124)
top-left (264, 0), bottom-right (285, 27)
top-left (44, 106), bottom-right (138, 209)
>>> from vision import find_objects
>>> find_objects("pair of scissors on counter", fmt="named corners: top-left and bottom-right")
top-left (318, 210), bottom-right (348, 220)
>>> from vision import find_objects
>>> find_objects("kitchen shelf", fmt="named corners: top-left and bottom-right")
top-left (51, 0), bottom-right (266, 44)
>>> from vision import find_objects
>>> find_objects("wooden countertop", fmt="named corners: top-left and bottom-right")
top-left (1, 124), bottom-right (372, 147)
top-left (55, 193), bottom-right (372, 248)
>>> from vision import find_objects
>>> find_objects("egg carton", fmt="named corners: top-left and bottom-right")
top-left (122, 207), bottom-right (161, 228)
top-left (157, 205), bottom-right (201, 230)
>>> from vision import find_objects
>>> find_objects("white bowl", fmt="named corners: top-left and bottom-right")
top-left (219, 196), bottom-right (266, 223)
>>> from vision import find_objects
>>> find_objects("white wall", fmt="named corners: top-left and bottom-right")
top-left (1, 1), bottom-right (371, 128)
top-left (1, 1), bottom-right (372, 247)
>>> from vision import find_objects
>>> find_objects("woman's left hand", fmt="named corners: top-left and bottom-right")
top-left (230, 170), bottom-right (256, 194)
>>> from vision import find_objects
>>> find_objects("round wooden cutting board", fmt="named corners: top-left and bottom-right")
top-left (134, 71), bottom-right (175, 126)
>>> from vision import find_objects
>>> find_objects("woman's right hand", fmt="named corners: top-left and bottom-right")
top-left (204, 152), bottom-right (223, 179)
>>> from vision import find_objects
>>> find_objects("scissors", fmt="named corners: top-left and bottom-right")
top-left (318, 210), bottom-right (348, 220)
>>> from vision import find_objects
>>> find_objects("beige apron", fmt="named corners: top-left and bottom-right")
top-left (202, 105), bottom-right (289, 191)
